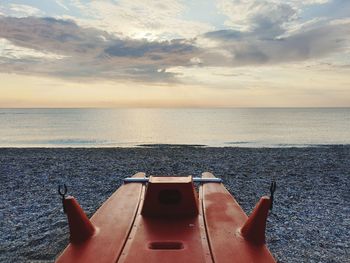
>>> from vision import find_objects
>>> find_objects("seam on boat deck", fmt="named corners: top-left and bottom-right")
top-left (116, 185), bottom-right (146, 262)
top-left (199, 185), bottom-right (215, 263)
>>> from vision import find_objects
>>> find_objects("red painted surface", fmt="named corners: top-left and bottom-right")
top-left (119, 176), bottom-right (208, 263)
top-left (141, 176), bottom-right (199, 217)
top-left (56, 172), bottom-right (145, 263)
top-left (118, 215), bottom-right (209, 263)
top-left (241, 196), bottom-right (271, 245)
top-left (202, 172), bottom-right (275, 263)
top-left (63, 196), bottom-right (95, 244)
top-left (56, 172), bottom-right (276, 263)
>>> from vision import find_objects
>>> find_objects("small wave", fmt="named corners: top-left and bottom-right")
top-left (225, 141), bottom-right (251, 145)
top-left (137, 144), bottom-right (206, 148)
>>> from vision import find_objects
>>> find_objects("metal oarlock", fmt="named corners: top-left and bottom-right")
top-left (58, 184), bottom-right (68, 213)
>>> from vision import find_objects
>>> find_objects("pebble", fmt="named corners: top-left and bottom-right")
top-left (0, 146), bottom-right (349, 262)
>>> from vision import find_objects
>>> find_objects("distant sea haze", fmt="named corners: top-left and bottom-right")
top-left (0, 108), bottom-right (349, 148)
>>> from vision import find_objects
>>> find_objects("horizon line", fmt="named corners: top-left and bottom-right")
top-left (1, 106), bottom-right (350, 109)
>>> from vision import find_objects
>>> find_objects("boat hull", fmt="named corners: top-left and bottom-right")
top-left (56, 172), bottom-right (276, 263)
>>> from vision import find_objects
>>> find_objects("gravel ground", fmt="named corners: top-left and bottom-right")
top-left (0, 146), bottom-right (349, 262)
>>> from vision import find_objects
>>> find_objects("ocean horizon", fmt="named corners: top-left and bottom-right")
top-left (1, 107), bottom-right (349, 148)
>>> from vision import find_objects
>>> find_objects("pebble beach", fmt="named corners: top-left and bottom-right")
top-left (0, 146), bottom-right (349, 262)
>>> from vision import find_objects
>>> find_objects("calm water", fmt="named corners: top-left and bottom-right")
top-left (0, 108), bottom-right (349, 147)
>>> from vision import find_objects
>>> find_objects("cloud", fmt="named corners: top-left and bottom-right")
top-left (104, 39), bottom-right (195, 59)
top-left (201, 19), bottom-right (350, 66)
top-left (55, 0), bottom-right (69, 11)
top-left (0, 4), bottom-right (43, 18)
top-left (215, 0), bottom-right (334, 39)
top-left (216, 0), bottom-right (298, 37)
top-left (0, 38), bottom-right (67, 60)
top-left (204, 0), bottom-right (350, 68)
top-left (0, 9), bottom-right (349, 84)
top-left (0, 16), bottom-right (198, 82)
top-left (65, 0), bottom-right (213, 40)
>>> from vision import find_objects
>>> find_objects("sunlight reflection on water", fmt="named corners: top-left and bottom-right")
top-left (0, 108), bottom-right (349, 147)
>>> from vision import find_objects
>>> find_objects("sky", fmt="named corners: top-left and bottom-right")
top-left (0, 0), bottom-right (349, 107)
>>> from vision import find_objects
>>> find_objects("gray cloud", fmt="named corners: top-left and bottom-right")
top-left (201, 21), bottom-right (350, 66)
top-left (206, 0), bottom-right (350, 67)
top-left (249, 3), bottom-right (297, 39)
top-left (105, 39), bottom-right (194, 58)
top-left (0, 17), bottom-right (106, 55)
top-left (216, 0), bottom-right (299, 39)
top-left (0, 16), bottom-right (197, 82)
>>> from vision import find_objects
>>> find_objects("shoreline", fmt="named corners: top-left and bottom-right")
top-left (0, 143), bottom-right (349, 149)
top-left (1, 146), bottom-right (349, 262)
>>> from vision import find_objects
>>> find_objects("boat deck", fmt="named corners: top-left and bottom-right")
top-left (56, 172), bottom-right (275, 263)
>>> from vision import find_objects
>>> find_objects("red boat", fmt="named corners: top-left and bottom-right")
top-left (56, 172), bottom-right (276, 263)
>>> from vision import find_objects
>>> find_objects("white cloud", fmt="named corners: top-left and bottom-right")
top-left (66, 0), bottom-right (214, 40)
top-left (55, 0), bottom-right (69, 11)
top-left (282, 17), bottom-right (328, 37)
top-left (330, 18), bottom-right (350, 25)
top-left (0, 38), bottom-right (67, 60)
top-left (288, 0), bottom-right (330, 5)
top-left (0, 4), bottom-right (43, 17)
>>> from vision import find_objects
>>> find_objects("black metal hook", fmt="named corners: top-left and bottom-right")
top-left (58, 184), bottom-right (68, 213)
top-left (269, 181), bottom-right (276, 211)
top-left (58, 184), bottom-right (68, 198)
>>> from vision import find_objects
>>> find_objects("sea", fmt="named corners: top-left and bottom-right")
top-left (0, 108), bottom-right (349, 147)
